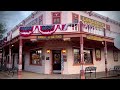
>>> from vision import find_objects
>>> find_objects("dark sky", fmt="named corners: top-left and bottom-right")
top-left (0, 11), bottom-right (120, 35)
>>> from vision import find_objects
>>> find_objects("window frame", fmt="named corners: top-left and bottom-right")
top-left (52, 12), bottom-right (61, 24)
top-left (73, 48), bottom-right (94, 65)
top-left (113, 50), bottom-right (118, 62)
top-left (72, 13), bottom-right (79, 23)
top-left (84, 48), bottom-right (93, 64)
top-left (95, 48), bottom-right (101, 61)
top-left (29, 48), bottom-right (43, 66)
top-left (39, 15), bottom-right (43, 25)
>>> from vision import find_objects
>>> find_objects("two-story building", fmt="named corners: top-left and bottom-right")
top-left (0, 11), bottom-right (120, 78)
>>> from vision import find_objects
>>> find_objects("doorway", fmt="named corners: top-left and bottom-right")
top-left (52, 50), bottom-right (61, 74)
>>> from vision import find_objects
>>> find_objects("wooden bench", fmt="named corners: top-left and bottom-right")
top-left (85, 66), bottom-right (97, 78)
top-left (109, 66), bottom-right (120, 75)
top-left (8, 67), bottom-right (18, 77)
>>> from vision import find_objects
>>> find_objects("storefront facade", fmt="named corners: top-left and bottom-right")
top-left (0, 11), bottom-right (120, 77)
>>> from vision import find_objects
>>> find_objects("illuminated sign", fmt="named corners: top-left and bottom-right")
top-left (86, 35), bottom-right (103, 41)
top-left (81, 15), bottom-right (105, 29)
top-left (37, 35), bottom-right (63, 40)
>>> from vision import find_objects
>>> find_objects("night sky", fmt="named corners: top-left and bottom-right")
top-left (0, 11), bottom-right (120, 35)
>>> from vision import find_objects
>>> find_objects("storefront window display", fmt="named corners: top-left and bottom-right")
top-left (30, 49), bottom-right (42, 65)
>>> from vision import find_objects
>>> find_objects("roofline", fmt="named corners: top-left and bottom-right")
top-left (82, 11), bottom-right (120, 26)
top-left (3, 11), bottom-right (120, 38)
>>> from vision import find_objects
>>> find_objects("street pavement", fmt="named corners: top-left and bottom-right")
top-left (0, 71), bottom-right (120, 79)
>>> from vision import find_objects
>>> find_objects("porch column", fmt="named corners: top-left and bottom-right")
top-left (104, 41), bottom-right (108, 77)
top-left (80, 21), bottom-right (85, 79)
top-left (2, 48), bottom-right (5, 67)
top-left (0, 48), bottom-right (3, 67)
top-left (104, 28), bottom-right (108, 77)
top-left (9, 45), bottom-right (12, 68)
top-left (80, 34), bottom-right (85, 79)
top-left (18, 37), bottom-right (22, 79)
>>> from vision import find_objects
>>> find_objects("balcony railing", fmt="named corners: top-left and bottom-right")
top-left (82, 23), bottom-right (120, 39)
top-left (2, 23), bottom-right (120, 45)
top-left (82, 27), bottom-right (104, 36)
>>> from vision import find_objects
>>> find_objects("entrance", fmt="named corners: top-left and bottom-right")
top-left (52, 50), bottom-right (61, 73)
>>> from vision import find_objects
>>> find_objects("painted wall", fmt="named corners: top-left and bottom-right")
top-left (14, 53), bottom-right (18, 68)
top-left (44, 40), bottom-right (69, 74)
top-left (66, 44), bottom-right (120, 74)
top-left (16, 40), bottom-right (120, 74)
top-left (7, 11), bottom-right (120, 41)
top-left (12, 11), bottom-right (46, 39)
top-left (24, 51), bottom-right (44, 73)
top-left (45, 11), bottom-right (68, 25)
top-left (23, 44), bottom-right (45, 74)
top-left (9, 11), bottom-right (120, 74)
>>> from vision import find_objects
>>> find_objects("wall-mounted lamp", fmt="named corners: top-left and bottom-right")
top-left (62, 49), bottom-right (66, 54)
top-left (38, 50), bottom-right (42, 54)
top-left (46, 49), bottom-right (50, 53)
top-left (102, 41), bottom-right (104, 45)
top-left (12, 45), bottom-right (14, 47)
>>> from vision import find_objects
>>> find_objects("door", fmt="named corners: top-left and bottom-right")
top-left (52, 50), bottom-right (61, 70)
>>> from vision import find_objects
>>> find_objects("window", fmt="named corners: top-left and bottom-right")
top-left (30, 49), bottom-right (42, 65)
top-left (84, 49), bottom-right (93, 64)
top-left (106, 24), bottom-right (110, 30)
top-left (26, 18), bottom-right (38, 27)
top-left (95, 48), bottom-right (101, 61)
top-left (72, 13), bottom-right (79, 23)
top-left (39, 15), bottom-right (43, 25)
top-left (113, 50), bottom-right (118, 62)
top-left (73, 48), bottom-right (93, 64)
top-left (74, 49), bottom-right (80, 64)
top-left (52, 12), bottom-right (61, 24)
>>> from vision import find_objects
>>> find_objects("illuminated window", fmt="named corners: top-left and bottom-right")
top-left (30, 49), bottom-right (42, 65)
top-left (84, 49), bottom-right (93, 64)
top-left (52, 12), bottom-right (61, 24)
top-left (74, 48), bottom-right (80, 64)
top-left (73, 48), bottom-right (93, 64)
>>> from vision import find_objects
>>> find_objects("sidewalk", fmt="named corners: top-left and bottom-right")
top-left (0, 71), bottom-right (120, 79)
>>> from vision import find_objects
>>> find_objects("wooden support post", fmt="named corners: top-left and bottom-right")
top-left (104, 41), bottom-right (108, 77)
top-left (18, 37), bottom-right (22, 79)
top-left (80, 34), bottom-right (85, 79)
top-left (9, 45), bottom-right (12, 68)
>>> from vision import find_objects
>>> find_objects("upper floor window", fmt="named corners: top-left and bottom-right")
top-left (106, 24), bottom-right (110, 30)
top-left (52, 12), bottom-right (61, 24)
top-left (73, 48), bottom-right (93, 64)
top-left (72, 13), bottom-right (79, 23)
top-left (39, 15), bottom-right (43, 25)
